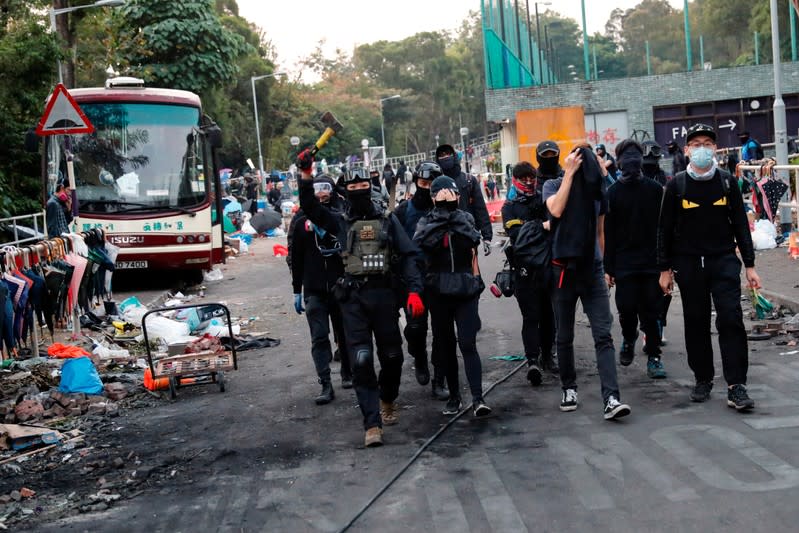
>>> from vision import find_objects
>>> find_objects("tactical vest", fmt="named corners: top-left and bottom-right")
top-left (342, 216), bottom-right (392, 276)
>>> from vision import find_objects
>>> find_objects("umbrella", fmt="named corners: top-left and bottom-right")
top-left (250, 210), bottom-right (282, 233)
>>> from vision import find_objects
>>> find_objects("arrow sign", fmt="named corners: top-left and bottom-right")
top-left (35, 83), bottom-right (94, 136)
top-left (718, 119), bottom-right (736, 131)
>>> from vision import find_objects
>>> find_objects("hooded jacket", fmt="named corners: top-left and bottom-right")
top-left (434, 157), bottom-right (493, 242)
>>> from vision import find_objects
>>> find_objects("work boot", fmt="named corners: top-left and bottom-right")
top-left (539, 352), bottom-right (559, 374)
top-left (364, 427), bottom-right (383, 447)
top-left (431, 375), bottom-right (449, 401)
top-left (414, 357), bottom-right (430, 386)
top-left (315, 380), bottom-right (334, 405)
top-left (380, 400), bottom-right (398, 425)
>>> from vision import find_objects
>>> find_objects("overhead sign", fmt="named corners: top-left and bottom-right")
top-left (35, 83), bottom-right (94, 136)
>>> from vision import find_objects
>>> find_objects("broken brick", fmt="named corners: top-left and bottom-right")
top-left (14, 400), bottom-right (44, 422)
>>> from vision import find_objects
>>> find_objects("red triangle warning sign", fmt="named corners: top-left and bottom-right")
top-left (35, 83), bottom-right (94, 136)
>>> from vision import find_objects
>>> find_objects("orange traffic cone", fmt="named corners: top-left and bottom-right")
top-left (789, 231), bottom-right (799, 259)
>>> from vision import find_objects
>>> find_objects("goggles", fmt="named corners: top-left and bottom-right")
top-left (416, 168), bottom-right (440, 180)
top-left (643, 144), bottom-right (662, 158)
top-left (313, 182), bottom-right (333, 194)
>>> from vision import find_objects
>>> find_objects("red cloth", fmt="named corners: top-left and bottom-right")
top-left (48, 343), bottom-right (90, 359)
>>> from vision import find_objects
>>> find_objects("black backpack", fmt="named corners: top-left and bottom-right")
top-left (512, 219), bottom-right (551, 270)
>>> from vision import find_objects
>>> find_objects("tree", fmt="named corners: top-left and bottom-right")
top-left (110, 0), bottom-right (251, 96)
top-left (0, 4), bottom-right (61, 216)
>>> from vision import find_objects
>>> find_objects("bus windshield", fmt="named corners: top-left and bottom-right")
top-left (47, 103), bottom-right (207, 214)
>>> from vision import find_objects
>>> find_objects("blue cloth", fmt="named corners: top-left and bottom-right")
top-left (59, 357), bottom-right (104, 395)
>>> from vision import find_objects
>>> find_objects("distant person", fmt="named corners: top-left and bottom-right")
top-left (738, 131), bottom-right (764, 162)
top-left (46, 178), bottom-right (73, 237)
top-left (383, 163), bottom-right (397, 210)
top-left (244, 172), bottom-right (258, 215)
top-left (487, 175), bottom-right (497, 200)
top-left (267, 181), bottom-right (283, 212)
top-left (666, 140), bottom-right (688, 177)
top-left (396, 160), bottom-right (408, 198)
top-left (595, 143), bottom-right (618, 180)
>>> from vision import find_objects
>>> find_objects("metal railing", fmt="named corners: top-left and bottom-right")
top-left (737, 164), bottom-right (798, 230)
top-left (0, 210), bottom-right (47, 246)
top-left (383, 132), bottom-right (501, 172)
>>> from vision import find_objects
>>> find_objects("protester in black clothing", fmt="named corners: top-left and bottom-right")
top-left (596, 143), bottom-right (618, 177)
top-left (288, 176), bottom-right (352, 403)
top-left (535, 140), bottom-right (564, 181)
top-left (297, 150), bottom-right (424, 448)
top-left (435, 144), bottom-right (493, 253)
top-left (267, 181), bottom-right (283, 212)
top-left (501, 162), bottom-right (557, 386)
top-left (383, 163), bottom-right (397, 210)
top-left (666, 139), bottom-right (688, 176)
top-left (244, 173), bottom-right (258, 215)
top-left (543, 145), bottom-right (631, 420)
top-left (658, 123), bottom-right (761, 411)
top-left (393, 161), bottom-right (449, 401)
top-left (605, 140), bottom-right (666, 380)
top-left (414, 176), bottom-right (492, 417)
top-left (641, 140), bottom-right (672, 344)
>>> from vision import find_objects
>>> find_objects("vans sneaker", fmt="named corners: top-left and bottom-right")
top-left (560, 388), bottom-right (578, 412)
top-left (603, 396), bottom-right (631, 420)
top-left (472, 398), bottom-right (492, 417)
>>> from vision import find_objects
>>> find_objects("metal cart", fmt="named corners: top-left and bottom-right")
top-left (142, 303), bottom-right (238, 399)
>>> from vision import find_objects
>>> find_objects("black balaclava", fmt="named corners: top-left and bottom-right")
top-left (435, 145), bottom-right (460, 178)
top-left (535, 140), bottom-right (561, 177)
top-left (347, 185), bottom-right (373, 216)
top-left (616, 140), bottom-right (644, 183)
top-left (667, 143), bottom-right (678, 154)
top-left (642, 157), bottom-right (660, 176)
top-left (412, 186), bottom-right (433, 210)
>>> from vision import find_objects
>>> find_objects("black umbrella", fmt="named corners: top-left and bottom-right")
top-left (250, 210), bottom-right (282, 233)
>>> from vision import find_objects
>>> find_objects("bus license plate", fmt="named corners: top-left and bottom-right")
top-left (117, 260), bottom-right (148, 269)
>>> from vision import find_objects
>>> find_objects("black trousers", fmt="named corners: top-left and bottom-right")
top-left (402, 292), bottom-right (444, 378)
top-left (304, 291), bottom-right (350, 382)
top-left (673, 253), bottom-right (748, 385)
top-left (613, 273), bottom-right (662, 356)
top-left (514, 282), bottom-right (554, 364)
top-left (339, 286), bottom-right (403, 429)
top-left (428, 295), bottom-right (483, 403)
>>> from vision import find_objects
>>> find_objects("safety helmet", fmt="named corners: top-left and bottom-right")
top-left (413, 161), bottom-right (442, 182)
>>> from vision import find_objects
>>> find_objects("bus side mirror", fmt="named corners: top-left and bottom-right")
top-left (24, 128), bottom-right (40, 153)
top-left (206, 125), bottom-right (222, 149)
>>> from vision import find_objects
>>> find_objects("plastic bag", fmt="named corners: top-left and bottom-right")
top-left (754, 219), bottom-right (778, 238)
top-left (204, 267), bottom-right (224, 282)
top-left (143, 315), bottom-right (191, 344)
top-left (59, 357), bottom-right (104, 395)
top-left (751, 229), bottom-right (777, 250)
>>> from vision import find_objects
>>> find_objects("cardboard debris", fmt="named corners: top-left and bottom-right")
top-left (0, 424), bottom-right (64, 451)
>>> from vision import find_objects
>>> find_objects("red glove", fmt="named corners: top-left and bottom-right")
top-left (296, 148), bottom-right (314, 171)
top-left (406, 292), bottom-right (424, 319)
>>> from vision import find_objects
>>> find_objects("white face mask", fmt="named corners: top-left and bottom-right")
top-left (690, 146), bottom-right (715, 169)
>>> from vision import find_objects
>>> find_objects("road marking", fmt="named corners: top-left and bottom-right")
top-left (741, 415), bottom-right (799, 430)
top-left (471, 452), bottom-right (528, 531)
top-left (548, 432), bottom-right (698, 510)
top-left (424, 468), bottom-right (469, 532)
top-left (262, 454), bottom-right (354, 480)
top-left (652, 424), bottom-right (799, 491)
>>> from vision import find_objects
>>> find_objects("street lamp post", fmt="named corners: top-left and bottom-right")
top-left (251, 71), bottom-right (286, 176)
top-left (361, 139), bottom-right (370, 172)
top-left (380, 95), bottom-right (401, 167)
top-left (50, 0), bottom-right (126, 87)
top-left (460, 127), bottom-right (470, 172)
top-left (770, 0), bottom-right (792, 232)
top-left (534, 2), bottom-right (551, 85)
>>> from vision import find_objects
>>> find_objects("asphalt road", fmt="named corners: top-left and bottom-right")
top-left (34, 232), bottom-right (799, 532)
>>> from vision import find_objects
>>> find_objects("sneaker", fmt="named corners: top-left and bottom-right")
top-left (380, 400), bottom-right (398, 425)
top-left (690, 380), bottom-right (713, 402)
top-left (727, 384), bottom-right (755, 411)
top-left (364, 427), bottom-right (383, 447)
top-left (340, 374), bottom-right (353, 389)
top-left (560, 388), bottom-right (578, 412)
top-left (526, 361), bottom-right (542, 386)
top-left (603, 395), bottom-right (631, 420)
top-left (646, 356), bottom-right (667, 379)
top-left (619, 339), bottom-right (635, 366)
top-left (431, 376), bottom-right (449, 401)
top-left (472, 398), bottom-right (492, 417)
top-left (539, 352), bottom-right (559, 374)
top-left (414, 358), bottom-right (430, 386)
top-left (442, 396), bottom-right (462, 416)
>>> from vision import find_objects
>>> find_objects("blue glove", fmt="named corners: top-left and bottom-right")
top-left (293, 294), bottom-right (304, 314)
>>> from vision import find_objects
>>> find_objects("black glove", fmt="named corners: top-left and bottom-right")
top-left (296, 148), bottom-right (314, 171)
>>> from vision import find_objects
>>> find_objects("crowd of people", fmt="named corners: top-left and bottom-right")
top-left (283, 125), bottom-right (762, 448)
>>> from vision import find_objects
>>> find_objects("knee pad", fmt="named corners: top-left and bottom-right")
top-left (353, 347), bottom-right (373, 371)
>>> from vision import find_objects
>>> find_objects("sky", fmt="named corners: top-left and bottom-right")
top-left (237, 0), bottom-right (685, 80)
